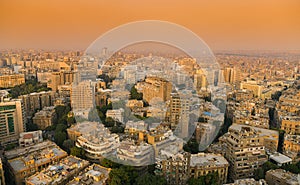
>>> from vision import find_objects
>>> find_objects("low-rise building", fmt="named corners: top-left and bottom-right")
top-left (6, 141), bottom-right (67, 185)
top-left (25, 156), bottom-right (89, 185)
top-left (190, 153), bottom-right (229, 184)
top-left (126, 99), bottom-right (144, 109)
top-left (125, 120), bottom-right (147, 136)
top-left (67, 164), bottom-right (111, 185)
top-left (71, 122), bottom-right (120, 162)
top-left (265, 169), bottom-right (300, 185)
top-left (106, 108), bottom-right (124, 123)
top-left (19, 130), bottom-right (43, 147)
top-left (32, 106), bottom-right (56, 130)
top-left (269, 153), bottom-right (292, 167)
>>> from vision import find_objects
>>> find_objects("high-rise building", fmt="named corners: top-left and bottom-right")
top-left (0, 98), bottom-right (26, 146)
top-left (223, 125), bottom-right (268, 180)
top-left (71, 81), bottom-right (95, 118)
top-left (223, 67), bottom-right (241, 87)
top-left (194, 73), bottom-right (207, 91)
top-left (167, 91), bottom-right (191, 138)
top-left (240, 81), bottom-right (264, 98)
top-left (19, 91), bottom-right (55, 118)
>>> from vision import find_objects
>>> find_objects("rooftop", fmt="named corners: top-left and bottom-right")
top-left (229, 124), bottom-right (278, 140)
top-left (26, 156), bottom-right (89, 185)
top-left (7, 141), bottom-right (67, 172)
top-left (190, 153), bottom-right (229, 167)
top-left (270, 153), bottom-right (292, 164)
top-left (67, 164), bottom-right (111, 185)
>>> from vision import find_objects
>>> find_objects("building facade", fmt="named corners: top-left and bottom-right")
top-left (0, 99), bottom-right (26, 146)
top-left (224, 125), bottom-right (268, 180)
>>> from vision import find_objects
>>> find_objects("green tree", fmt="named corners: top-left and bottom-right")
top-left (26, 122), bottom-right (39, 131)
top-left (55, 124), bottom-right (67, 132)
top-left (108, 167), bottom-right (131, 185)
top-left (282, 163), bottom-right (300, 174)
top-left (184, 138), bottom-right (199, 154)
top-left (254, 161), bottom-right (279, 180)
top-left (62, 139), bottom-right (74, 154)
top-left (54, 131), bottom-right (67, 147)
top-left (136, 173), bottom-right (167, 185)
top-left (100, 158), bottom-right (121, 169)
top-left (130, 86), bottom-right (143, 100)
top-left (187, 172), bottom-right (219, 185)
top-left (9, 80), bottom-right (51, 98)
top-left (70, 146), bottom-right (86, 159)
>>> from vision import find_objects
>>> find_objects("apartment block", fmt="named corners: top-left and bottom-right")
top-left (190, 153), bottom-right (229, 184)
top-left (19, 91), bottom-right (55, 118)
top-left (224, 125), bottom-right (268, 180)
top-left (32, 106), bottom-right (56, 130)
top-left (0, 74), bottom-right (25, 88)
top-left (265, 169), bottom-right (300, 185)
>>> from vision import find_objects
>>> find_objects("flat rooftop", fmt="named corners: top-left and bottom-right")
top-left (190, 153), bottom-right (229, 167)
top-left (8, 142), bottom-right (67, 172)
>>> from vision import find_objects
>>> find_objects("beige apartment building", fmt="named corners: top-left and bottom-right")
top-left (136, 76), bottom-right (172, 103)
top-left (19, 91), bottom-right (55, 117)
top-left (265, 169), bottom-right (300, 185)
top-left (224, 125), bottom-right (268, 180)
top-left (283, 134), bottom-right (300, 161)
top-left (32, 106), bottom-right (56, 129)
top-left (0, 74), bottom-right (25, 88)
top-left (190, 153), bottom-right (229, 184)
top-left (280, 116), bottom-right (300, 135)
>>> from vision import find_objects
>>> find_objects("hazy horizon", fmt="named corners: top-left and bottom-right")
top-left (1, 0), bottom-right (300, 51)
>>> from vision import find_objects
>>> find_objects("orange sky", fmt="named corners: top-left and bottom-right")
top-left (0, 0), bottom-right (300, 50)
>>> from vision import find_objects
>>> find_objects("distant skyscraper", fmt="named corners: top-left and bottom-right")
top-left (0, 99), bottom-right (26, 146)
top-left (223, 67), bottom-right (241, 87)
